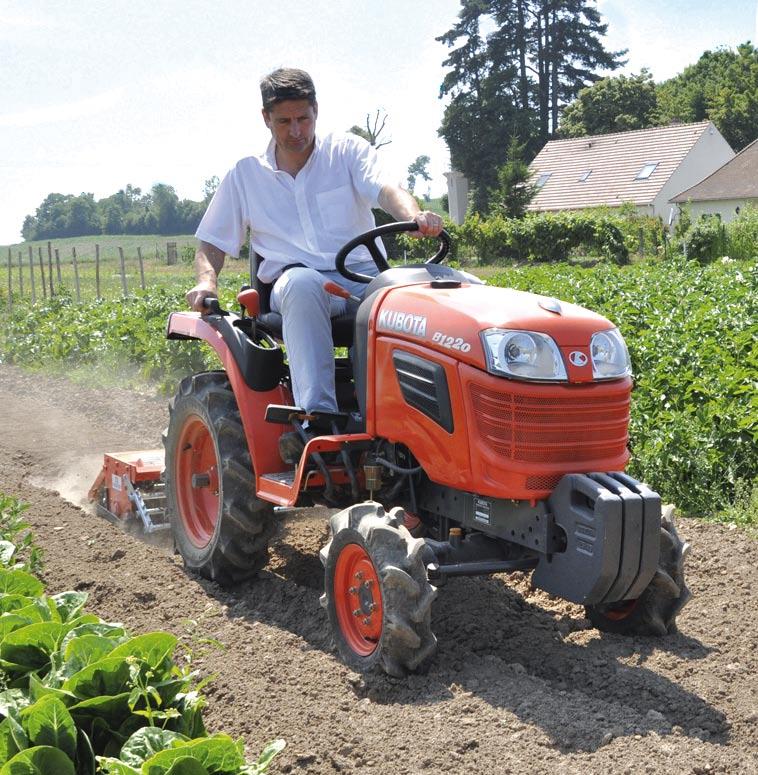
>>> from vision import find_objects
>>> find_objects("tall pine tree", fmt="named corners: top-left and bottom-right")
top-left (438, 0), bottom-right (624, 211)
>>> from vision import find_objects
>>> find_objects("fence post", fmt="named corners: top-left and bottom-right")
top-left (18, 251), bottom-right (23, 296)
top-left (38, 247), bottom-right (47, 299)
top-left (28, 246), bottom-right (36, 303)
top-left (95, 244), bottom-right (101, 299)
top-left (6, 248), bottom-right (11, 312)
top-left (54, 242), bottom-right (62, 283)
top-left (47, 241), bottom-right (54, 296)
top-left (137, 247), bottom-right (146, 290)
top-left (72, 247), bottom-right (81, 302)
top-left (118, 246), bottom-right (128, 297)
top-left (166, 241), bottom-right (177, 266)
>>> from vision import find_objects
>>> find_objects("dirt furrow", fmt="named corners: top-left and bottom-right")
top-left (1, 364), bottom-right (756, 774)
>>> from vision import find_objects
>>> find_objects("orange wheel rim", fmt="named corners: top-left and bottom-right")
top-left (604, 599), bottom-right (639, 621)
top-left (175, 415), bottom-right (220, 548)
top-left (334, 543), bottom-right (383, 656)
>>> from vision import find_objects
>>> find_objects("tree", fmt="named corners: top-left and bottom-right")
top-left (559, 70), bottom-right (658, 137)
top-left (151, 183), bottom-right (181, 235)
top-left (489, 136), bottom-right (536, 217)
top-left (348, 109), bottom-right (391, 149)
top-left (406, 155), bottom-right (431, 193)
top-left (203, 176), bottom-right (219, 203)
top-left (438, 0), bottom-right (624, 211)
top-left (66, 193), bottom-right (99, 237)
top-left (657, 43), bottom-right (758, 151)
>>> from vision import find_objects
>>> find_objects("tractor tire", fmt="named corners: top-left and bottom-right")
top-left (164, 371), bottom-right (275, 586)
top-left (320, 502), bottom-right (437, 678)
top-left (585, 504), bottom-right (691, 636)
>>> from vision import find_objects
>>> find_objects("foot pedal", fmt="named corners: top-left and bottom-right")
top-left (265, 404), bottom-right (307, 424)
top-left (265, 404), bottom-right (350, 432)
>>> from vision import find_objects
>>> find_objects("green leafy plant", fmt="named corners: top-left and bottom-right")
top-left (0, 493), bottom-right (285, 773)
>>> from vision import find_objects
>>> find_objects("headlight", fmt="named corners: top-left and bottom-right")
top-left (481, 329), bottom-right (567, 382)
top-left (590, 328), bottom-right (631, 379)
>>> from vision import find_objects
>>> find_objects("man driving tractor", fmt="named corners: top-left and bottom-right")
top-left (186, 67), bottom-right (443, 464)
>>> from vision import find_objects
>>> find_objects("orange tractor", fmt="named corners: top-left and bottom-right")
top-left (90, 223), bottom-right (690, 677)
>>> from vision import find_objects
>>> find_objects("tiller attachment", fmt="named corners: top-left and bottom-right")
top-left (88, 451), bottom-right (169, 533)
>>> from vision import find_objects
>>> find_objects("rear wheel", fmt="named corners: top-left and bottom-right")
top-left (164, 372), bottom-right (275, 585)
top-left (320, 502), bottom-right (437, 677)
top-left (586, 505), bottom-right (691, 635)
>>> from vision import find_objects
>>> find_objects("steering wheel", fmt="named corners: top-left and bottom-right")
top-left (335, 221), bottom-right (451, 283)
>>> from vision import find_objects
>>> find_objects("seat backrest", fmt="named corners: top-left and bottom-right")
top-left (250, 250), bottom-right (356, 346)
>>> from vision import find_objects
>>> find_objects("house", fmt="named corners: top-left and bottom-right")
top-left (526, 121), bottom-right (734, 222)
top-left (670, 138), bottom-right (758, 223)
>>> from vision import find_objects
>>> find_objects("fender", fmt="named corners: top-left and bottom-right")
top-left (166, 311), bottom-right (291, 476)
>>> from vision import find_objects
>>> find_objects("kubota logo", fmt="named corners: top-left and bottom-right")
top-left (569, 351), bottom-right (588, 367)
top-left (377, 309), bottom-right (428, 337)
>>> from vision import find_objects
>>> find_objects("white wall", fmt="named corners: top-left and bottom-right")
top-left (656, 123), bottom-right (735, 219)
top-left (680, 198), bottom-right (755, 224)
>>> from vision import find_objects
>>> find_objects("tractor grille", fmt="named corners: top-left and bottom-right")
top-left (469, 382), bottom-right (630, 464)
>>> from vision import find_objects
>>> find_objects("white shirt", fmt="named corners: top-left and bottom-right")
top-left (196, 132), bottom-right (393, 283)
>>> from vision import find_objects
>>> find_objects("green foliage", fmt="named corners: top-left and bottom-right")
top-left (0, 494), bottom-right (285, 773)
top-left (685, 216), bottom-right (727, 264)
top-left (406, 155), bottom-right (431, 194)
top-left (455, 211), bottom-right (629, 264)
top-left (487, 258), bottom-right (757, 521)
top-left (559, 70), bottom-right (658, 137)
top-left (21, 184), bottom-right (207, 243)
top-left (0, 288), bottom-right (212, 394)
top-left (438, 0), bottom-right (624, 210)
top-left (727, 204), bottom-right (758, 261)
top-left (488, 137), bottom-right (536, 219)
top-left (656, 43), bottom-right (758, 151)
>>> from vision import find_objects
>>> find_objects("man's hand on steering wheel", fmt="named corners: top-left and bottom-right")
top-left (412, 210), bottom-right (444, 238)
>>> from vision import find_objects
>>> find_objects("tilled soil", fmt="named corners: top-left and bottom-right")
top-left (0, 363), bottom-right (756, 775)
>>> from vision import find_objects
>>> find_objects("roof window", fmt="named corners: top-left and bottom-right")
top-left (578, 170), bottom-right (592, 182)
top-left (635, 162), bottom-right (658, 180)
top-left (536, 172), bottom-right (551, 189)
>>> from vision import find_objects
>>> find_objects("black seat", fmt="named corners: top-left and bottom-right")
top-left (253, 255), bottom-right (357, 347)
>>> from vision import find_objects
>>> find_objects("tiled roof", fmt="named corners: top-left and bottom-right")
top-left (527, 121), bottom-right (712, 211)
top-left (671, 138), bottom-right (758, 202)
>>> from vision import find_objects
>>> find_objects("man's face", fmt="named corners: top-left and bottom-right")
top-left (263, 99), bottom-right (318, 155)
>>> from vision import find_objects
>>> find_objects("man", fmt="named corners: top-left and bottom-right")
top-left (186, 68), bottom-right (443, 462)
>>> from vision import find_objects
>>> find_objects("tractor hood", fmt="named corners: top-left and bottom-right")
top-left (375, 283), bottom-right (619, 382)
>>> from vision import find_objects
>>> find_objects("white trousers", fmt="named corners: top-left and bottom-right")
top-left (270, 261), bottom-right (376, 413)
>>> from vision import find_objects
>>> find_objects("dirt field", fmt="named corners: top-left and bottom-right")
top-left (1, 363), bottom-right (756, 774)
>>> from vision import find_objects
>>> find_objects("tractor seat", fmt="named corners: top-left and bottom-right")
top-left (254, 259), bottom-right (357, 348)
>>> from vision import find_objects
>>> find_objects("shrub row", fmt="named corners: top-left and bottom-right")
top-left (396, 211), bottom-right (630, 265)
top-left (682, 205), bottom-right (758, 263)
top-left (0, 493), bottom-right (284, 774)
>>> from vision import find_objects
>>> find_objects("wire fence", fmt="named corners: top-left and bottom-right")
top-left (5, 241), bottom-right (188, 310)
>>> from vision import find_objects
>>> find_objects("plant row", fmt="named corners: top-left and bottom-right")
top-left (0, 493), bottom-right (284, 774)
top-left (0, 256), bottom-right (755, 523)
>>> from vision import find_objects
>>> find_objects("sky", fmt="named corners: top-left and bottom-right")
top-left (1, 0), bottom-right (756, 245)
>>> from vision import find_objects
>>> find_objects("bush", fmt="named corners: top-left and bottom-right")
top-left (727, 204), bottom-right (758, 261)
top-left (453, 212), bottom-right (629, 265)
top-left (685, 216), bottom-right (727, 263)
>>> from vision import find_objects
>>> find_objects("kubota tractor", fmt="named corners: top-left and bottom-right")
top-left (90, 222), bottom-right (690, 677)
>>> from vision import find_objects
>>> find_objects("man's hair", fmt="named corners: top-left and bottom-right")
top-left (260, 68), bottom-right (316, 111)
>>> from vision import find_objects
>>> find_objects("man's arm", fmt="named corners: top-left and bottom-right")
top-left (378, 184), bottom-right (443, 237)
top-left (185, 240), bottom-right (226, 311)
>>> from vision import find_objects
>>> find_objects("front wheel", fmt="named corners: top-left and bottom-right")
top-left (164, 371), bottom-right (275, 586)
top-left (320, 503), bottom-right (437, 677)
top-left (586, 505), bottom-right (691, 635)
